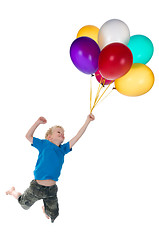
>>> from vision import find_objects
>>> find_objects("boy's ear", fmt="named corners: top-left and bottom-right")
top-left (47, 134), bottom-right (51, 141)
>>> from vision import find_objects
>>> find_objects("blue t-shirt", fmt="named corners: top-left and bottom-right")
top-left (31, 137), bottom-right (72, 181)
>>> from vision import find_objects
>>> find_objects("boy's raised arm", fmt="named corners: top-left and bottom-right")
top-left (25, 117), bottom-right (47, 144)
top-left (69, 114), bottom-right (95, 149)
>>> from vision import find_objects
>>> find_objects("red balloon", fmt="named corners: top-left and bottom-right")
top-left (95, 69), bottom-right (114, 85)
top-left (98, 43), bottom-right (133, 80)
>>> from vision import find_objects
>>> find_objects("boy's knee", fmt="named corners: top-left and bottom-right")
top-left (18, 195), bottom-right (33, 210)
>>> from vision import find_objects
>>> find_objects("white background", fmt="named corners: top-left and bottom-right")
top-left (0, 0), bottom-right (159, 239)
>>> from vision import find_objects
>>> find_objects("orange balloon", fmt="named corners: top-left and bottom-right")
top-left (77, 25), bottom-right (99, 43)
top-left (115, 63), bottom-right (155, 96)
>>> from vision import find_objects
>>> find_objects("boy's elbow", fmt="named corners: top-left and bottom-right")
top-left (25, 134), bottom-right (33, 143)
top-left (25, 133), bottom-right (29, 140)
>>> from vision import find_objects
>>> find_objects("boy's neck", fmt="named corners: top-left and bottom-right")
top-left (49, 139), bottom-right (61, 147)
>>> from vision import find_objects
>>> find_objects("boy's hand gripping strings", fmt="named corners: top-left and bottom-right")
top-left (90, 74), bottom-right (114, 113)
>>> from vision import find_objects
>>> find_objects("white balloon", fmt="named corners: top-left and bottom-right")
top-left (98, 19), bottom-right (130, 50)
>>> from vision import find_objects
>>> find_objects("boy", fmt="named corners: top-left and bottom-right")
top-left (6, 114), bottom-right (95, 222)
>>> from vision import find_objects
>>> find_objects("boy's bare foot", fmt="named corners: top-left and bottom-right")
top-left (6, 187), bottom-right (21, 199)
top-left (42, 206), bottom-right (50, 220)
top-left (6, 187), bottom-right (15, 195)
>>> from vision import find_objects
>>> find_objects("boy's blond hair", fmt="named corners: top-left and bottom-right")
top-left (45, 125), bottom-right (64, 139)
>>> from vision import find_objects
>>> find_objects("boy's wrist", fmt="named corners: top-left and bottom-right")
top-left (85, 118), bottom-right (91, 125)
top-left (35, 120), bottom-right (41, 126)
top-left (37, 119), bottom-right (41, 124)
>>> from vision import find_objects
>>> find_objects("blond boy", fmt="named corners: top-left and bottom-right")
top-left (6, 114), bottom-right (95, 222)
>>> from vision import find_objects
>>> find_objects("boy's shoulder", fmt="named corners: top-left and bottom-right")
top-left (32, 137), bottom-right (49, 150)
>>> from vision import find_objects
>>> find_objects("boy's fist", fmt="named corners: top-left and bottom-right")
top-left (38, 117), bottom-right (47, 124)
top-left (87, 113), bottom-right (95, 122)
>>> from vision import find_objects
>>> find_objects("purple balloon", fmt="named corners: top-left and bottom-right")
top-left (70, 37), bottom-right (100, 74)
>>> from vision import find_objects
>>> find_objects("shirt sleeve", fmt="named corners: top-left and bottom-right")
top-left (61, 142), bottom-right (72, 155)
top-left (31, 137), bottom-right (44, 152)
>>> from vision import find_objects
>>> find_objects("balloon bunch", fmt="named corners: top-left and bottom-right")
top-left (70, 19), bottom-right (154, 113)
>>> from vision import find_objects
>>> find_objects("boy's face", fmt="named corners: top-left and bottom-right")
top-left (48, 127), bottom-right (65, 145)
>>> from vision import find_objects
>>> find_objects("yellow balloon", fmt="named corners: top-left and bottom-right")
top-left (115, 63), bottom-right (155, 96)
top-left (77, 25), bottom-right (99, 43)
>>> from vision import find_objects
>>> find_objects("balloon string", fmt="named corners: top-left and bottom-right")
top-left (90, 76), bottom-right (93, 112)
top-left (95, 87), bottom-right (114, 107)
top-left (90, 79), bottom-right (104, 113)
top-left (90, 77), bottom-right (114, 112)
top-left (93, 81), bottom-right (104, 106)
top-left (94, 80), bottom-right (113, 106)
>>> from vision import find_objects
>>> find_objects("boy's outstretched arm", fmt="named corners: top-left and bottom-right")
top-left (69, 113), bottom-right (95, 149)
top-left (25, 117), bottom-right (47, 143)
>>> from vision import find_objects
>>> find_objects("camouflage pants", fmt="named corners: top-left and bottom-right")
top-left (18, 180), bottom-right (59, 222)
